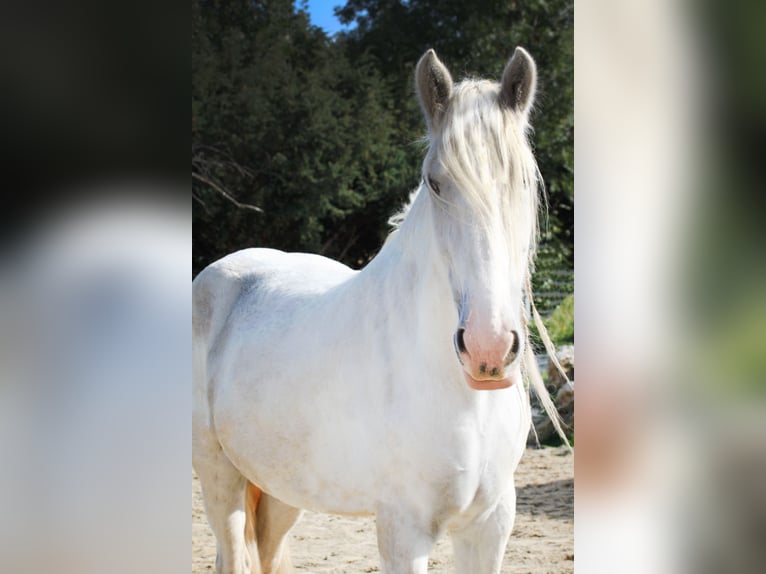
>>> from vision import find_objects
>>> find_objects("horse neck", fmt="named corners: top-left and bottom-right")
top-left (349, 192), bottom-right (457, 350)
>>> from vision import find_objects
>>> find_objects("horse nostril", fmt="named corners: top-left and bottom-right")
top-left (509, 330), bottom-right (520, 355)
top-left (504, 330), bottom-right (521, 366)
top-left (456, 328), bottom-right (467, 354)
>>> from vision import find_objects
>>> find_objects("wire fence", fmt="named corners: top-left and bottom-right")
top-left (532, 268), bottom-right (573, 317)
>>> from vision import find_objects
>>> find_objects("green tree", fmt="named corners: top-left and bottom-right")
top-left (193, 0), bottom-right (411, 274)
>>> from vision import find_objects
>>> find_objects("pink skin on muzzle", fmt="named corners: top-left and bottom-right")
top-left (457, 313), bottom-right (520, 390)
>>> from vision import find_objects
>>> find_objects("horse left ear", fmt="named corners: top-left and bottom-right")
top-left (499, 47), bottom-right (537, 116)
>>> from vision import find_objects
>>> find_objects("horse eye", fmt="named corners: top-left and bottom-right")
top-left (428, 177), bottom-right (441, 196)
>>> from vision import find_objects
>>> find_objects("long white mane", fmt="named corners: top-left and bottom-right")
top-left (389, 77), bottom-right (570, 447)
top-left (391, 78), bottom-right (542, 258)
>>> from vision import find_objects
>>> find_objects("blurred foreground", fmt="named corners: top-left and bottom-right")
top-left (0, 0), bottom-right (189, 570)
top-left (0, 190), bottom-right (189, 574)
top-left (576, 0), bottom-right (766, 572)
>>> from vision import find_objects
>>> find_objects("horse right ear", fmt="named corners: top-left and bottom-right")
top-left (499, 47), bottom-right (537, 118)
top-left (416, 49), bottom-right (453, 132)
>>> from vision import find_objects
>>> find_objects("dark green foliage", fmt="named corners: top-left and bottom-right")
top-left (193, 0), bottom-right (412, 273)
top-left (192, 0), bottom-right (573, 281)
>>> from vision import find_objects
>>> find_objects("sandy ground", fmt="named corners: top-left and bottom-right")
top-left (192, 446), bottom-right (573, 573)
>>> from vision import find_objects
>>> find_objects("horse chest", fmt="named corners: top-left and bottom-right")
top-left (378, 393), bottom-right (525, 520)
top-left (443, 419), bottom-right (520, 495)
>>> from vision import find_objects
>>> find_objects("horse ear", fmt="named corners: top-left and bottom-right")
top-left (416, 49), bottom-right (453, 132)
top-left (499, 47), bottom-right (537, 116)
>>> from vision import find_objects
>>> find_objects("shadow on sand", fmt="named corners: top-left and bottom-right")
top-left (516, 478), bottom-right (574, 521)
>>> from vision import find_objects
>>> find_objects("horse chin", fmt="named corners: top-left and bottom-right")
top-left (463, 372), bottom-right (514, 391)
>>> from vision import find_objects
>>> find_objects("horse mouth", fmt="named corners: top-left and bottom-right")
top-left (463, 372), bottom-right (514, 390)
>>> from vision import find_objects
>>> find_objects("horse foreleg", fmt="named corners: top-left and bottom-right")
top-left (375, 505), bottom-right (436, 574)
top-left (450, 490), bottom-right (516, 574)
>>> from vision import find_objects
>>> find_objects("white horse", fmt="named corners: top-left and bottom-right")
top-left (193, 47), bottom-right (565, 574)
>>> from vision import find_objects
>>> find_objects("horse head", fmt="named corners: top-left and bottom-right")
top-left (415, 48), bottom-right (540, 390)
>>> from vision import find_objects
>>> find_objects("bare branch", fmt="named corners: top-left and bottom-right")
top-left (192, 172), bottom-right (263, 213)
top-left (192, 192), bottom-right (212, 216)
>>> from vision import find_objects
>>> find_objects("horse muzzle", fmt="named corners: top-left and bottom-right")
top-left (453, 325), bottom-right (522, 390)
